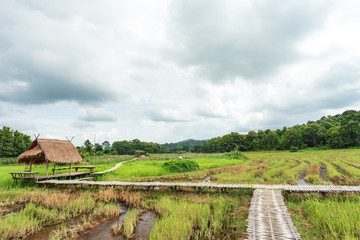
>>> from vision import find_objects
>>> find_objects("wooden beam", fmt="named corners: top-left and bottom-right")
top-left (29, 162), bottom-right (32, 172)
top-left (53, 163), bottom-right (56, 175)
top-left (69, 163), bottom-right (72, 175)
top-left (46, 161), bottom-right (49, 176)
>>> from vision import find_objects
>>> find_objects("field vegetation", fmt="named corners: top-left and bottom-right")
top-left (1, 148), bottom-right (360, 239)
top-left (0, 185), bottom-right (252, 239)
top-left (286, 193), bottom-right (360, 239)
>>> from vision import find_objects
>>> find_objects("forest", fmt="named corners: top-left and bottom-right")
top-left (1, 110), bottom-right (359, 157)
top-left (76, 110), bottom-right (360, 155)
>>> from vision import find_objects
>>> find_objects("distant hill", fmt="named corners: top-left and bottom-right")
top-left (162, 139), bottom-right (208, 153)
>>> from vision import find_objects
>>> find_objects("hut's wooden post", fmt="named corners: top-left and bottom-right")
top-left (53, 163), bottom-right (56, 175)
top-left (69, 163), bottom-right (72, 175)
top-left (46, 161), bottom-right (49, 176)
top-left (29, 162), bottom-right (32, 172)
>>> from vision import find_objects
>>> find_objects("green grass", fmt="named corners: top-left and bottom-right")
top-left (286, 193), bottom-right (360, 239)
top-left (146, 190), bottom-right (252, 239)
top-left (102, 155), bottom-right (248, 181)
top-left (123, 209), bottom-right (139, 238)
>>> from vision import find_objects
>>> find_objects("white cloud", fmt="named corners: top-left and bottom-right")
top-left (78, 108), bottom-right (117, 122)
top-left (0, 0), bottom-right (360, 145)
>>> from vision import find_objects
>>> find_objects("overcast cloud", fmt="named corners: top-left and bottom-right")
top-left (0, 0), bottom-right (360, 146)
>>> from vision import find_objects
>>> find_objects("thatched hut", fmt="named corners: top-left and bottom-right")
top-left (18, 138), bottom-right (83, 175)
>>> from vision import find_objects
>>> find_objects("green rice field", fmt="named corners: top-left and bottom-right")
top-left (0, 149), bottom-right (360, 239)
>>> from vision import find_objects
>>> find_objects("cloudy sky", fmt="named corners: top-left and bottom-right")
top-left (1, 0), bottom-right (360, 146)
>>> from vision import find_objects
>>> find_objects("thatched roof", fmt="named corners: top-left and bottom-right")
top-left (18, 139), bottom-right (83, 165)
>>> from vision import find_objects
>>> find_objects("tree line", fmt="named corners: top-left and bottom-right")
top-left (2, 110), bottom-right (359, 157)
top-left (0, 126), bottom-right (32, 157)
top-left (77, 138), bottom-right (162, 156)
top-left (79, 110), bottom-right (360, 155)
top-left (199, 110), bottom-right (360, 152)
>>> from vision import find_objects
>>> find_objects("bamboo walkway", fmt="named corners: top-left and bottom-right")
top-left (246, 189), bottom-right (301, 240)
top-left (90, 161), bottom-right (125, 175)
top-left (36, 180), bottom-right (360, 192)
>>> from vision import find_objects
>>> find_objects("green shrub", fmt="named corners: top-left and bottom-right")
top-left (162, 159), bottom-right (199, 173)
top-left (290, 146), bottom-right (299, 152)
top-left (225, 151), bottom-right (248, 160)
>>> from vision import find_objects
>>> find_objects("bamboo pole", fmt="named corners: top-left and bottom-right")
top-left (29, 162), bottom-right (32, 172)
top-left (53, 163), bottom-right (56, 175)
top-left (46, 161), bottom-right (49, 176)
top-left (69, 163), bottom-right (72, 175)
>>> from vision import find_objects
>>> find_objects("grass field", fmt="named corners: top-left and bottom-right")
top-left (98, 149), bottom-right (360, 186)
top-left (0, 149), bottom-right (360, 239)
top-left (286, 192), bottom-right (360, 239)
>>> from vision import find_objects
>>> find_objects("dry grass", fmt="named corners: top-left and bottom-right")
top-left (111, 222), bottom-right (122, 235)
top-left (306, 165), bottom-right (320, 175)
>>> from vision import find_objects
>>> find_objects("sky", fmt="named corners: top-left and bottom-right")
top-left (1, 0), bottom-right (360, 146)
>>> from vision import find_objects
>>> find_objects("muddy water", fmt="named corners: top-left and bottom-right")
top-left (25, 216), bottom-right (83, 240)
top-left (132, 211), bottom-right (156, 240)
top-left (297, 171), bottom-right (309, 186)
top-left (78, 209), bottom-right (156, 240)
top-left (297, 178), bottom-right (309, 186)
top-left (320, 165), bottom-right (333, 185)
top-left (203, 176), bottom-right (211, 183)
top-left (1, 202), bottom-right (26, 217)
top-left (26, 224), bottom-right (61, 240)
top-left (78, 208), bottom-right (128, 240)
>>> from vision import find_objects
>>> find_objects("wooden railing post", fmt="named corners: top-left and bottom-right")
top-left (46, 161), bottom-right (49, 176)
top-left (69, 163), bottom-right (72, 175)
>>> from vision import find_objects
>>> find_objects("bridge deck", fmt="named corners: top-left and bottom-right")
top-left (246, 189), bottom-right (301, 240)
top-left (37, 180), bottom-right (360, 192)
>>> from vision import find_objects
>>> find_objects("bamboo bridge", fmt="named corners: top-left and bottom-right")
top-left (37, 180), bottom-right (360, 193)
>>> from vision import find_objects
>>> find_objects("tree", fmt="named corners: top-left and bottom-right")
top-left (13, 131), bottom-right (31, 156)
top-left (2, 127), bottom-right (14, 157)
top-left (95, 143), bottom-right (103, 152)
top-left (182, 145), bottom-right (190, 152)
top-left (326, 126), bottom-right (343, 148)
top-left (102, 140), bottom-right (111, 150)
top-left (102, 140), bottom-right (111, 154)
top-left (279, 127), bottom-right (303, 149)
top-left (84, 139), bottom-right (93, 153)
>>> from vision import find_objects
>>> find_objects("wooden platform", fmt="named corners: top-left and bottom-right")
top-left (10, 171), bottom-right (91, 181)
top-left (37, 171), bottom-right (91, 180)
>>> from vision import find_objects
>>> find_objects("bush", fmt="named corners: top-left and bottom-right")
top-left (225, 151), bottom-right (248, 160)
top-left (162, 159), bottom-right (199, 173)
top-left (290, 146), bottom-right (299, 152)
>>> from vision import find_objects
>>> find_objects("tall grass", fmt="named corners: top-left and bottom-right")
top-left (0, 188), bottom-right (125, 239)
top-left (148, 191), bottom-right (251, 239)
top-left (123, 209), bottom-right (139, 238)
top-left (287, 194), bottom-right (360, 239)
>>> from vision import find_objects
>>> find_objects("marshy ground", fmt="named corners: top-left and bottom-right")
top-left (1, 149), bottom-right (360, 239)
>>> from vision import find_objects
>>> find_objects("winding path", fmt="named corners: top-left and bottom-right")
top-left (91, 161), bottom-right (126, 175)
